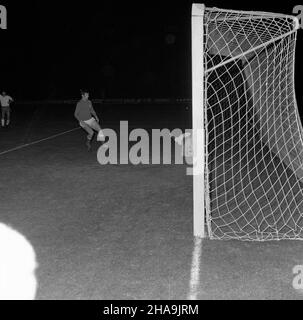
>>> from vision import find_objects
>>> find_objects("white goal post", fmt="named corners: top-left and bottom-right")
top-left (192, 4), bottom-right (302, 240)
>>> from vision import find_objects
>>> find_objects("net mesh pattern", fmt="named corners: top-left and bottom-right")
top-left (203, 8), bottom-right (303, 240)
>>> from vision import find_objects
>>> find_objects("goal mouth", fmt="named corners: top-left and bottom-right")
top-left (192, 4), bottom-right (303, 241)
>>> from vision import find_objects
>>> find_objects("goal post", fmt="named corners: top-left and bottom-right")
top-left (192, 4), bottom-right (206, 238)
top-left (191, 4), bottom-right (303, 240)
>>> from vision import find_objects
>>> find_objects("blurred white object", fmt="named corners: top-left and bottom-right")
top-left (173, 132), bottom-right (193, 157)
top-left (0, 223), bottom-right (37, 300)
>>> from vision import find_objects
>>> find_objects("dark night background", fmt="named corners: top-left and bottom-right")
top-left (0, 0), bottom-right (302, 103)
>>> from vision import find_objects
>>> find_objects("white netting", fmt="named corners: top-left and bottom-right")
top-left (203, 7), bottom-right (303, 240)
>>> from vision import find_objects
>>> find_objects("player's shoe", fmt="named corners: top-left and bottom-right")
top-left (86, 139), bottom-right (92, 151)
top-left (97, 131), bottom-right (105, 142)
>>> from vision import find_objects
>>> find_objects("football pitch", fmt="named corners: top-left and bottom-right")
top-left (0, 102), bottom-right (303, 299)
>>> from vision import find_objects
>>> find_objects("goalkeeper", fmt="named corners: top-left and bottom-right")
top-left (74, 89), bottom-right (105, 151)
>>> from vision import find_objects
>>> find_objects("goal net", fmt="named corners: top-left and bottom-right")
top-left (192, 4), bottom-right (303, 240)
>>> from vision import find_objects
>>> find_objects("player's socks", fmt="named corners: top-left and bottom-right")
top-left (86, 139), bottom-right (92, 151)
top-left (1, 119), bottom-right (4, 127)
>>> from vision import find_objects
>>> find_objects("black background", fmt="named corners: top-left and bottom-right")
top-left (0, 0), bottom-right (302, 103)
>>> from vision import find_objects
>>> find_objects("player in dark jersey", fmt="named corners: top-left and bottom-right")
top-left (74, 89), bottom-right (105, 151)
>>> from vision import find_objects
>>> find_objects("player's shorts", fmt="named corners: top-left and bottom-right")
top-left (1, 106), bottom-right (10, 113)
top-left (80, 118), bottom-right (95, 128)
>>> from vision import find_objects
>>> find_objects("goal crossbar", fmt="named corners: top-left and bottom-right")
top-left (206, 7), bottom-right (299, 20)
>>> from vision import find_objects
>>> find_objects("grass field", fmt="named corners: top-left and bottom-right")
top-left (0, 102), bottom-right (303, 299)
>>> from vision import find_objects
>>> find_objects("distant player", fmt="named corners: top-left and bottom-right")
top-left (74, 89), bottom-right (105, 151)
top-left (0, 91), bottom-right (14, 127)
